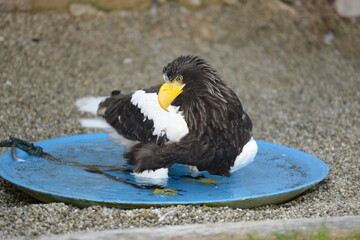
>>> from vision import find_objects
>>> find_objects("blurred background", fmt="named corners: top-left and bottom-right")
top-left (0, 0), bottom-right (359, 141)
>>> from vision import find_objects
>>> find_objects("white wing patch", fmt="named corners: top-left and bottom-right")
top-left (230, 138), bottom-right (258, 173)
top-left (130, 90), bottom-right (189, 142)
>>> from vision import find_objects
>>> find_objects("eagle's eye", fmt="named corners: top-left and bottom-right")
top-left (172, 75), bottom-right (183, 83)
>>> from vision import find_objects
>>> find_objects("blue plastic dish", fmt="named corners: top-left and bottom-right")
top-left (0, 133), bottom-right (329, 209)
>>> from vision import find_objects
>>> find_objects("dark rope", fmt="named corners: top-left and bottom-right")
top-left (0, 136), bottom-right (59, 161)
top-left (0, 136), bottom-right (130, 171)
top-left (0, 137), bottom-right (165, 188)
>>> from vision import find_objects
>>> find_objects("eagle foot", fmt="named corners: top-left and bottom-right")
top-left (133, 144), bottom-right (167, 174)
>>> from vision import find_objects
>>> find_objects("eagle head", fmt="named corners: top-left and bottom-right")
top-left (158, 55), bottom-right (221, 112)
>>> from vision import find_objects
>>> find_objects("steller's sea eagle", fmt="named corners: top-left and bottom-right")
top-left (77, 56), bottom-right (257, 180)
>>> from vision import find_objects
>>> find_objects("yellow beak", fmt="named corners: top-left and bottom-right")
top-left (158, 77), bottom-right (185, 112)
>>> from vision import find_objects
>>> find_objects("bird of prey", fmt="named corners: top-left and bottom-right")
top-left (76, 56), bottom-right (257, 180)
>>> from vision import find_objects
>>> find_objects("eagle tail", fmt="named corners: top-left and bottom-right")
top-left (75, 96), bottom-right (110, 129)
top-left (75, 96), bottom-right (107, 116)
top-left (75, 94), bottom-right (138, 148)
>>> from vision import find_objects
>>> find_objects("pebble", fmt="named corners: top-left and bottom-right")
top-left (69, 3), bottom-right (105, 18)
top-left (0, 2), bottom-right (359, 239)
top-left (323, 32), bottom-right (334, 45)
top-left (335, 0), bottom-right (360, 17)
top-left (123, 58), bottom-right (133, 64)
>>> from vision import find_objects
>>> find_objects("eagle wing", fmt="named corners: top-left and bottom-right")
top-left (98, 86), bottom-right (168, 146)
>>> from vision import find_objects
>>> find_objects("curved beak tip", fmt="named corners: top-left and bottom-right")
top-left (158, 82), bottom-right (185, 112)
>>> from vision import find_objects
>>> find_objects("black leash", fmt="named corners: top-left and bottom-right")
top-left (0, 136), bottom-right (60, 161)
top-left (0, 136), bottom-right (168, 188)
top-left (0, 136), bottom-right (129, 171)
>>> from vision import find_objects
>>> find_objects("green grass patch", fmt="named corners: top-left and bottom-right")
top-left (246, 227), bottom-right (360, 240)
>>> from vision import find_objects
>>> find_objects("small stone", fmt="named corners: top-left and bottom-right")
top-left (335, 0), bottom-right (360, 18)
top-left (265, 0), bottom-right (299, 18)
top-left (157, 210), bottom-right (175, 222)
top-left (4, 80), bottom-right (12, 86)
top-left (157, 0), bottom-right (168, 4)
top-left (323, 32), bottom-right (334, 45)
top-left (0, 36), bottom-right (4, 41)
top-left (178, 0), bottom-right (203, 10)
top-left (123, 58), bottom-right (133, 64)
top-left (69, 3), bottom-right (104, 18)
top-left (97, 0), bottom-right (152, 11)
top-left (203, 0), bottom-right (223, 6)
top-left (223, 0), bottom-right (238, 5)
top-left (294, 0), bottom-right (302, 7)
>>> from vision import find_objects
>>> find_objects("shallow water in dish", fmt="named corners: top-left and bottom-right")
top-left (0, 133), bottom-right (329, 207)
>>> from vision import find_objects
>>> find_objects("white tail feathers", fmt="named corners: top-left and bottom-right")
top-left (78, 118), bottom-right (111, 129)
top-left (75, 96), bottom-right (107, 116)
top-left (75, 96), bottom-right (138, 148)
top-left (230, 138), bottom-right (258, 173)
top-left (75, 96), bottom-right (109, 130)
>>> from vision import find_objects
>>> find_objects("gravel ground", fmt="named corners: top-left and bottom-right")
top-left (0, 1), bottom-right (359, 239)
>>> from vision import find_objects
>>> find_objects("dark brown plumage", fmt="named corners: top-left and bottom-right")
top-left (98, 56), bottom-right (254, 177)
